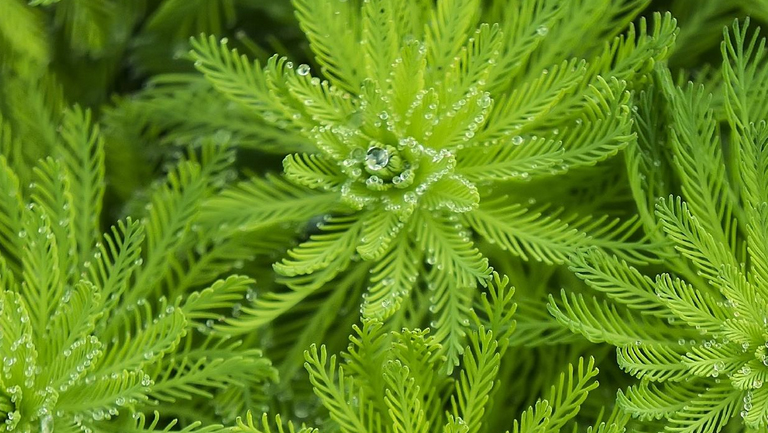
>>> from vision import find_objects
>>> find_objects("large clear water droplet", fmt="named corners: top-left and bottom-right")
top-left (365, 147), bottom-right (390, 171)
top-left (297, 64), bottom-right (311, 76)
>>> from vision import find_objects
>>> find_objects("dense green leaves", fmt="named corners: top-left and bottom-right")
top-left (0, 115), bottom-right (274, 431)
top-left (5, 2), bottom-right (768, 433)
top-left (560, 19), bottom-right (768, 433)
top-left (185, 0), bottom-right (677, 367)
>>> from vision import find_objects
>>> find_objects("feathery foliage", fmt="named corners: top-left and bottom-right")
top-left (289, 274), bottom-right (622, 433)
top-left (0, 105), bottom-right (276, 432)
top-left (552, 19), bottom-right (768, 433)
top-left (5, 2), bottom-right (768, 433)
top-left (184, 0), bottom-right (678, 370)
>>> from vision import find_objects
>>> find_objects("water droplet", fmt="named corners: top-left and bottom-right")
top-left (297, 64), bottom-right (311, 76)
top-left (536, 25), bottom-right (549, 36)
top-left (478, 93), bottom-right (492, 108)
top-left (512, 136), bottom-right (523, 145)
top-left (365, 147), bottom-right (390, 171)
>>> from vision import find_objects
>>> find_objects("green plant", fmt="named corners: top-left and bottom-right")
top-left (0, 107), bottom-right (276, 432)
top-left (9, 1), bottom-right (768, 433)
top-left (181, 0), bottom-right (680, 371)
top-left (288, 274), bottom-right (627, 433)
top-left (550, 19), bottom-right (768, 433)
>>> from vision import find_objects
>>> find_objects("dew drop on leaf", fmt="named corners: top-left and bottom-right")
top-left (365, 147), bottom-right (390, 170)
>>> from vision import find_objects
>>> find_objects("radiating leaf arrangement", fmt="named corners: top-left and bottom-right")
top-left (2, 1), bottom-right (768, 433)
top-left (551, 19), bottom-right (768, 433)
top-left (185, 0), bottom-right (679, 370)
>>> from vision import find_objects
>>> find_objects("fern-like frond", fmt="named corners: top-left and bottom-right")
top-left (721, 18), bottom-right (768, 137)
top-left (98, 301), bottom-right (187, 377)
top-left (41, 279), bottom-right (102, 365)
top-left (657, 68), bottom-right (741, 246)
top-left (232, 412), bottom-right (317, 433)
top-left (653, 274), bottom-right (729, 333)
top-left (474, 273), bottom-right (517, 354)
top-left (664, 382), bottom-right (740, 433)
top-left (414, 210), bottom-right (490, 370)
top-left (182, 275), bottom-right (252, 326)
top-left (361, 0), bottom-right (401, 92)
top-left (390, 327), bottom-right (447, 428)
top-left (362, 234), bottom-right (420, 319)
top-left (590, 12), bottom-right (678, 81)
top-left (119, 411), bottom-right (229, 433)
top-left (465, 198), bottom-right (588, 265)
top-left (569, 248), bottom-right (665, 315)
top-left (618, 380), bottom-right (709, 421)
top-left (439, 22), bottom-right (503, 107)
top-left (58, 370), bottom-right (150, 415)
top-left (304, 344), bottom-right (375, 433)
top-left (344, 319), bottom-right (391, 411)
top-left (148, 342), bottom-right (274, 403)
top-left (283, 153), bottom-right (346, 191)
top-left (478, 59), bottom-right (586, 143)
top-left (292, 0), bottom-right (363, 93)
top-left (190, 35), bottom-right (284, 122)
top-left (456, 136), bottom-right (564, 183)
top-left (557, 78), bottom-right (635, 169)
top-left (616, 343), bottom-right (690, 382)
top-left (547, 290), bottom-right (680, 346)
top-left (383, 360), bottom-right (429, 433)
top-left (273, 215), bottom-right (362, 285)
top-left (30, 157), bottom-right (78, 275)
top-left (451, 326), bottom-right (500, 433)
top-left (88, 219), bottom-right (144, 317)
top-left (655, 196), bottom-right (738, 285)
top-left (542, 357), bottom-right (600, 433)
top-left (202, 174), bottom-right (338, 234)
top-left (57, 105), bottom-right (106, 265)
top-left (414, 210), bottom-right (490, 289)
top-left (425, 0), bottom-right (480, 81)
top-left (510, 400), bottom-right (551, 433)
top-left (19, 206), bottom-right (65, 342)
